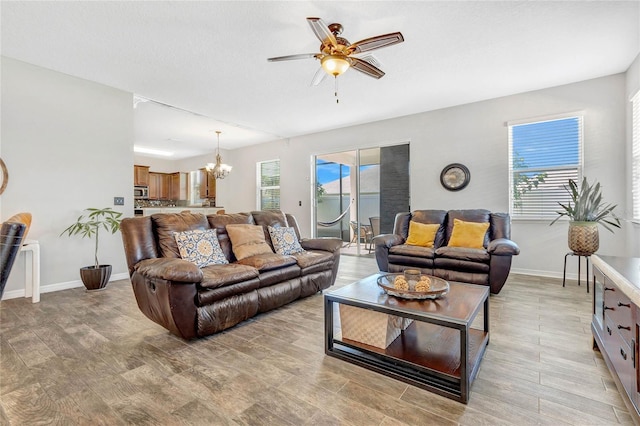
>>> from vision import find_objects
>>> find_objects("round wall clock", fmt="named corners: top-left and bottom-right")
top-left (440, 163), bottom-right (470, 191)
top-left (0, 158), bottom-right (7, 195)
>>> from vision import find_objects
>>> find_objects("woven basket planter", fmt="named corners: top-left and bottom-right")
top-left (568, 221), bottom-right (599, 256)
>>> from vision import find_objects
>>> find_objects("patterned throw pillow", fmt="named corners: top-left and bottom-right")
top-left (268, 226), bottom-right (304, 255)
top-left (174, 229), bottom-right (228, 267)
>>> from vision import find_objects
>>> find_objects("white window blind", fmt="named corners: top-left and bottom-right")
top-left (508, 116), bottom-right (583, 219)
top-left (257, 159), bottom-right (280, 210)
top-left (633, 91), bottom-right (640, 220)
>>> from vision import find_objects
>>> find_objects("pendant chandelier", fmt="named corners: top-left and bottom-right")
top-left (206, 131), bottom-right (232, 179)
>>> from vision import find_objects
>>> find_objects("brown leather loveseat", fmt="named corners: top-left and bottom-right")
top-left (374, 209), bottom-right (519, 294)
top-left (120, 210), bottom-right (342, 339)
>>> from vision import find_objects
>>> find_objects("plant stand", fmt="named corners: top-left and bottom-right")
top-left (562, 252), bottom-right (590, 293)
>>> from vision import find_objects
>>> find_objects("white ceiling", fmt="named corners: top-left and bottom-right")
top-left (2, 1), bottom-right (639, 159)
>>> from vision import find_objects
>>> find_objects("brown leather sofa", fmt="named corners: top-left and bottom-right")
top-left (373, 209), bottom-right (519, 294)
top-left (120, 210), bottom-right (342, 339)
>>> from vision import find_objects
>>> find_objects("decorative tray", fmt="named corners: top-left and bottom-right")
top-left (377, 274), bottom-right (450, 300)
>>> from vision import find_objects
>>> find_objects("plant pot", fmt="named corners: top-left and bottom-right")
top-left (568, 221), bottom-right (599, 256)
top-left (80, 264), bottom-right (112, 291)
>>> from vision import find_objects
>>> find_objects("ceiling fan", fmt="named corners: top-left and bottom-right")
top-left (268, 17), bottom-right (404, 91)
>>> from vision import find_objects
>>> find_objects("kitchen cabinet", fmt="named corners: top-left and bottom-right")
top-left (148, 172), bottom-right (170, 200)
top-left (199, 168), bottom-right (216, 200)
top-left (134, 165), bottom-right (150, 186)
top-left (149, 172), bottom-right (182, 200)
top-left (170, 172), bottom-right (187, 201)
top-left (592, 255), bottom-right (640, 421)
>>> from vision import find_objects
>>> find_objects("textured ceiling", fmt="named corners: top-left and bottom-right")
top-left (2, 1), bottom-right (639, 159)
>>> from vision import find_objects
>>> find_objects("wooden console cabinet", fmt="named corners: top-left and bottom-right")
top-left (592, 255), bottom-right (640, 423)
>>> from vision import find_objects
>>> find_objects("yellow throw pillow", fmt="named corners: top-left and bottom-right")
top-left (405, 221), bottom-right (440, 247)
top-left (226, 224), bottom-right (273, 260)
top-left (447, 219), bottom-right (490, 249)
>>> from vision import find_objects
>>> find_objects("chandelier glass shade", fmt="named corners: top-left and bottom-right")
top-left (206, 131), bottom-right (232, 179)
top-left (321, 54), bottom-right (350, 77)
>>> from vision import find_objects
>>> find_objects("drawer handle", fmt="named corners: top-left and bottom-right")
top-left (618, 302), bottom-right (631, 308)
top-left (618, 325), bottom-right (631, 331)
top-left (607, 326), bottom-right (612, 335)
top-left (605, 287), bottom-right (615, 292)
top-left (621, 347), bottom-right (627, 360)
top-left (604, 306), bottom-right (614, 311)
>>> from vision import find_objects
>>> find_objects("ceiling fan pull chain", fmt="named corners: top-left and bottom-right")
top-left (334, 76), bottom-right (339, 104)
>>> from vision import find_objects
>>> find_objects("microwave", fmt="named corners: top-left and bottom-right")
top-left (134, 186), bottom-right (149, 199)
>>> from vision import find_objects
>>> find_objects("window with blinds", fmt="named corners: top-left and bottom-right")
top-left (508, 116), bottom-right (583, 219)
top-left (633, 91), bottom-right (640, 221)
top-left (257, 159), bottom-right (280, 210)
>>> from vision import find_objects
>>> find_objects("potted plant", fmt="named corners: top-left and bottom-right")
top-left (61, 207), bottom-right (123, 290)
top-left (550, 177), bottom-right (621, 255)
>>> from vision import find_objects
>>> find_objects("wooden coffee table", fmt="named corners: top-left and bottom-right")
top-left (324, 274), bottom-right (489, 403)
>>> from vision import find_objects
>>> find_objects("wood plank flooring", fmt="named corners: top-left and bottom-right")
top-left (0, 255), bottom-right (633, 425)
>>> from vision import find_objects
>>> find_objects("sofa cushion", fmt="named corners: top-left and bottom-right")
top-left (389, 244), bottom-right (436, 259)
top-left (200, 263), bottom-right (259, 289)
top-left (174, 229), bottom-right (228, 267)
top-left (256, 264), bottom-right (301, 288)
top-left (435, 246), bottom-right (490, 262)
top-left (226, 224), bottom-right (273, 260)
top-left (237, 252), bottom-right (297, 271)
top-left (405, 221), bottom-right (440, 247)
top-left (445, 210), bottom-right (491, 247)
top-left (197, 278), bottom-right (261, 305)
top-left (447, 219), bottom-right (490, 249)
top-left (409, 210), bottom-right (447, 247)
top-left (207, 213), bottom-right (254, 262)
top-left (251, 210), bottom-right (289, 249)
top-left (434, 258), bottom-right (490, 273)
top-left (291, 250), bottom-right (333, 269)
top-left (268, 226), bottom-right (304, 255)
top-left (152, 212), bottom-right (210, 258)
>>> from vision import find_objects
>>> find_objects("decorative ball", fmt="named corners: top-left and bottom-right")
top-left (415, 276), bottom-right (431, 292)
top-left (393, 276), bottom-right (409, 291)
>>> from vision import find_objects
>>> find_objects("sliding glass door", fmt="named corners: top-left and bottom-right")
top-left (314, 144), bottom-right (408, 256)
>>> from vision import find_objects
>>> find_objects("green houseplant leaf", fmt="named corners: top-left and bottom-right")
top-left (60, 207), bottom-right (123, 268)
top-left (550, 177), bottom-right (621, 232)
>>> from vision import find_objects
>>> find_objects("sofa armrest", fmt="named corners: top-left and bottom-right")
top-left (300, 237), bottom-right (343, 253)
top-left (134, 258), bottom-right (203, 283)
top-left (487, 238), bottom-right (520, 256)
top-left (374, 234), bottom-right (404, 248)
top-left (373, 234), bottom-right (405, 272)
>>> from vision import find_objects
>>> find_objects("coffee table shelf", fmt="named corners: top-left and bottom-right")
top-left (324, 275), bottom-right (489, 403)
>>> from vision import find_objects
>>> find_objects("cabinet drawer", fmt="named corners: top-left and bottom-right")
top-left (604, 287), bottom-right (633, 344)
top-left (605, 316), bottom-right (635, 399)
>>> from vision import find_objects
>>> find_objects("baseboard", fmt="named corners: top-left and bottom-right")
top-left (1, 272), bottom-right (130, 300)
top-left (511, 268), bottom-right (584, 281)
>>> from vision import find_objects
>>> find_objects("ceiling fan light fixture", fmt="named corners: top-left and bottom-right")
top-left (205, 131), bottom-right (232, 179)
top-left (321, 55), bottom-right (350, 77)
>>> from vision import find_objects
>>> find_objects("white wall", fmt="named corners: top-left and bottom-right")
top-left (626, 53), bottom-right (640, 257)
top-left (1, 57), bottom-right (133, 298)
top-left (225, 74), bottom-right (629, 278)
top-left (0, 57), bottom-right (632, 297)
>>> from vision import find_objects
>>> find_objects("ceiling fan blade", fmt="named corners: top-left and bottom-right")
top-left (347, 32), bottom-right (404, 54)
top-left (349, 57), bottom-right (385, 79)
top-left (310, 67), bottom-right (328, 86)
top-left (354, 53), bottom-right (381, 69)
top-left (307, 17), bottom-right (337, 47)
top-left (268, 53), bottom-right (319, 62)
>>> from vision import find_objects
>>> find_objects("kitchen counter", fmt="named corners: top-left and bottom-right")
top-left (139, 206), bottom-right (224, 216)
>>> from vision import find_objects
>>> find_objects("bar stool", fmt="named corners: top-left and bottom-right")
top-left (562, 252), bottom-right (591, 293)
